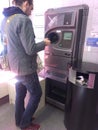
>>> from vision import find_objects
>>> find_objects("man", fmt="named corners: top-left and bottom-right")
top-left (1, 0), bottom-right (51, 130)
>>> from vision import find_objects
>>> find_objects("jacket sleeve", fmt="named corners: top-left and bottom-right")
top-left (19, 17), bottom-right (45, 55)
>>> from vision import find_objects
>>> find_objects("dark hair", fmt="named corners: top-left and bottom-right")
top-left (13, 0), bottom-right (33, 6)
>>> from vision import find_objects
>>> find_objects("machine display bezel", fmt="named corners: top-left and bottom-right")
top-left (57, 30), bottom-right (74, 51)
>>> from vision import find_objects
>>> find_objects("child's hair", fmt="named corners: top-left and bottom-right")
top-left (13, 0), bottom-right (33, 6)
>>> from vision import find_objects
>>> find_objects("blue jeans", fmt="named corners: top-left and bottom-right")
top-left (15, 72), bottom-right (42, 128)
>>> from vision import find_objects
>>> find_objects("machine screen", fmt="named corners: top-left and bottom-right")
top-left (63, 32), bottom-right (72, 40)
top-left (59, 31), bottom-right (73, 49)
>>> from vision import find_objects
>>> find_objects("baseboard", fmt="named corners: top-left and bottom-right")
top-left (0, 95), bottom-right (9, 106)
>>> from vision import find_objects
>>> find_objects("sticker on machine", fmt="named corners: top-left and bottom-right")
top-left (86, 37), bottom-right (98, 47)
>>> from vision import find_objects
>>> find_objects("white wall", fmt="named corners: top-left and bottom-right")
top-left (0, 0), bottom-right (10, 26)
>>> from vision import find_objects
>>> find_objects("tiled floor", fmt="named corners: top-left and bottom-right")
top-left (0, 103), bottom-right (66, 130)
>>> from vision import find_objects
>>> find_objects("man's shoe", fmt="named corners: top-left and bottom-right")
top-left (21, 123), bottom-right (40, 130)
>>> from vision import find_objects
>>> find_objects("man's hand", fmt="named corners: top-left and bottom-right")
top-left (44, 38), bottom-right (51, 46)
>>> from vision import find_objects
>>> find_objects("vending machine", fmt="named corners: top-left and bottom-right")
top-left (44, 4), bottom-right (89, 110)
